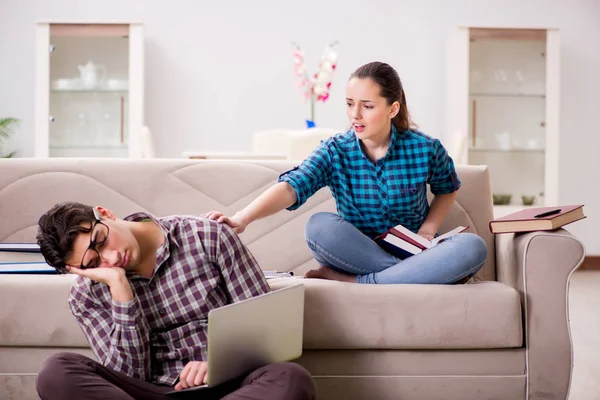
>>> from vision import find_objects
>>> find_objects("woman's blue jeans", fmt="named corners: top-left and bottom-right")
top-left (304, 212), bottom-right (488, 284)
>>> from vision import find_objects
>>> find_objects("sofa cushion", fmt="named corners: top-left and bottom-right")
top-left (0, 275), bottom-right (522, 350)
top-left (0, 275), bottom-right (86, 347)
top-left (271, 278), bottom-right (523, 349)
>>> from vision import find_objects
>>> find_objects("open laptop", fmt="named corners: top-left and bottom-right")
top-left (166, 283), bottom-right (305, 396)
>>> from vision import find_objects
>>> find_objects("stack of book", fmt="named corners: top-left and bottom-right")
top-left (0, 243), bottom-right (55, 274)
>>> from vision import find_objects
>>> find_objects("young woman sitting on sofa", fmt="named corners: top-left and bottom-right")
top-left (205, 61), bottom-right (487, 285)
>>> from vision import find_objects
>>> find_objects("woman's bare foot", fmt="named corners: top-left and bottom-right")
top-left (304, 266), bottom-right (356, 283)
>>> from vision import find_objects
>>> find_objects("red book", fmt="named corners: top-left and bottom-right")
top-left (375, 224), bottom-right (468, 259)
top-left (489, 205), bottom-right (585, 234)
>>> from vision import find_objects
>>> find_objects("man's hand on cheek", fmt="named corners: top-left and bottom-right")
top-left (174, 361), bottom-right (208, 391)
top-left (67, 265), bottom-right (126, 286)
top-left (67, 266), bottom-right (133, 302)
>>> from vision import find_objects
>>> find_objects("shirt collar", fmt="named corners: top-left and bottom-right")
top-left (354, 124), bottom-right (399, 164)
top-left (388, 124), bottom-right (399, 155)
top-left (123, 212), bottom-right (180, 279)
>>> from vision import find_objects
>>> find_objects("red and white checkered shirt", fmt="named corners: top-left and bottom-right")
top-left (68, 212), bottom-right (270, 385)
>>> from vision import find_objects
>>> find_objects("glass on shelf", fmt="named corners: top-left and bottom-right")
top-left (51, 88), bottom-right (129, 93)
top-left (49, 92), bottom-right (128, 148)
top-left (469, 131), bottom-right (544, 152)
top-left (51, 77), bottom-right (129, 92)
top-left (50, 144), bottom-right (128, 149)
top-left (469, 39), bottom-right (547, 95)
top-left (469, 96), bottom-right (545, 153)
top-left (468, 134), bottom-right (545, 153)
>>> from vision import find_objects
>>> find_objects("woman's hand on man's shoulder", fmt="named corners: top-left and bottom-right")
top-left (203, 211), bottom-right (247, 234)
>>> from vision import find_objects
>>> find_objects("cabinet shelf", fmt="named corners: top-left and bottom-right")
top-left (469, 93), bottom-right (545, 98)
top-left (50, 144), bottom-right (127, 149)
top-left (50, 89), bottom-right (128, 94)
top-left (469, 147), bottom-right (545, 153)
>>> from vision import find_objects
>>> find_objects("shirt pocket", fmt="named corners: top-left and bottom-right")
top-left (388, 181), bottom-right (426, 211)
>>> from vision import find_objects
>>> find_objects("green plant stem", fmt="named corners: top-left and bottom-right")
top-left (0, 117), bottom-right (19, 157)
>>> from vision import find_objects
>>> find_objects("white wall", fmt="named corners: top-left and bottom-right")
top-left (1, 0), bottom-right (598, 253)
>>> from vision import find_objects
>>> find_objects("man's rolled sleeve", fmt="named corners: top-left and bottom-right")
top-left (427, 139), bottom-right (461, 195)
top-left (278, 143), bottom-right (332, 210)
top-left (68, 284), bottom-right (151, 381)
top-left (111, 298), bottom-right (143, 327)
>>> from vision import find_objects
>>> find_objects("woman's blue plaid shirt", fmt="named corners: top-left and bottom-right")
top-left (278, 126), bottom-right (461, 238)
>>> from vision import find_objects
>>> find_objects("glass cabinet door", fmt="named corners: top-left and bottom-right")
top-left (467, 28), bottom-right (547, 208)
top-left (48, 24), bottom-right (130, 157)
top-left (445, 27), bottom-right (560, 215)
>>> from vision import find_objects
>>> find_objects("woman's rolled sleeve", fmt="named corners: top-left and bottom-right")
top-left (278, 143), bottom-right (332, 210)
top-left (427, 139), bottom-right (461, 195)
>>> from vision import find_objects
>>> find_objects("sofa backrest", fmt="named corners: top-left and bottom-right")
top-left (435, 164), bottom-right (496, 281)
top-left (0, 159), bottom-right (495, 281)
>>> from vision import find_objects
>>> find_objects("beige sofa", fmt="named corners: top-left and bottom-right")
top-left (0, 158), bottom-right (585, 400)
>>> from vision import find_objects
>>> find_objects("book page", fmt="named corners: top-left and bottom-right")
top-left (0, 262), bottom-right (55, 273)
top-left (0, 252), bottom-right (45, 263)
top-left (431, 226), bottom-right (467, 246)
top-left (0, 243), bottom-right (41, 252)
top-left (392, 224), bottom-right (432, 249)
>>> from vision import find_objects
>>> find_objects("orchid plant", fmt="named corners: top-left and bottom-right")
top-left (292, 41), bottom-right (339, 127)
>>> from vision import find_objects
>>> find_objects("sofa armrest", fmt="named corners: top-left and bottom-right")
top-left (495, 229), bottom-right (585, 400)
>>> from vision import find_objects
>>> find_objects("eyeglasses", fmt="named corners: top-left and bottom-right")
top-left (80, 208), bottom-right (110, 269)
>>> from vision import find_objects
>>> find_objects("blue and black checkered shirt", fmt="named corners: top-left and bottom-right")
top-left (278, 126), bottom-right (461, 238)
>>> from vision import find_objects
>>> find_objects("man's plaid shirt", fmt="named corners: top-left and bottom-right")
top-left (279, 126), bottom-right (461, 237)
top-left (68, 213), bottom-right (270, 385)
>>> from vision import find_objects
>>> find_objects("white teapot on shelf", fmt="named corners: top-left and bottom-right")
top-left (78, 61), bottom-right (107, 90)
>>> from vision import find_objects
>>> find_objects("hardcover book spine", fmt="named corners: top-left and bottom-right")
top-left (375, 238), bottom-right (414, 260)
top-left (388, 228), bottom-right (428, 250)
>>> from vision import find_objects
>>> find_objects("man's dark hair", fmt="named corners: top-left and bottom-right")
top-left (36, 202), bottom-right (95, 274)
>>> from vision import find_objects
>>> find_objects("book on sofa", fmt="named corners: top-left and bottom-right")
top-left (0, 251), bottom-right (45, 263)
top-left (0, 243), bottom-right (41, 253)
top-left (489, 204), bottom-right (585, 234)
top-left (0, 262), bottom-right (55, 274)
top-left (374, 224), bottom-right (468, 260)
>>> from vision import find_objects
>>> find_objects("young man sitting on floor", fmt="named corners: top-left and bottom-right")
top-left (35, 202), bottom-right (315, 400)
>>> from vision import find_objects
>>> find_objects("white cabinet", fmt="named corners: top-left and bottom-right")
top-left (35, 23), bottom-right (145, 158)
top-left (446, 27), bottom-right (560, 211)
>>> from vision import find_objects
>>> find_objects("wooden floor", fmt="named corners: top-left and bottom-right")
top-left (568, 270), bottom-right (600, 399)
